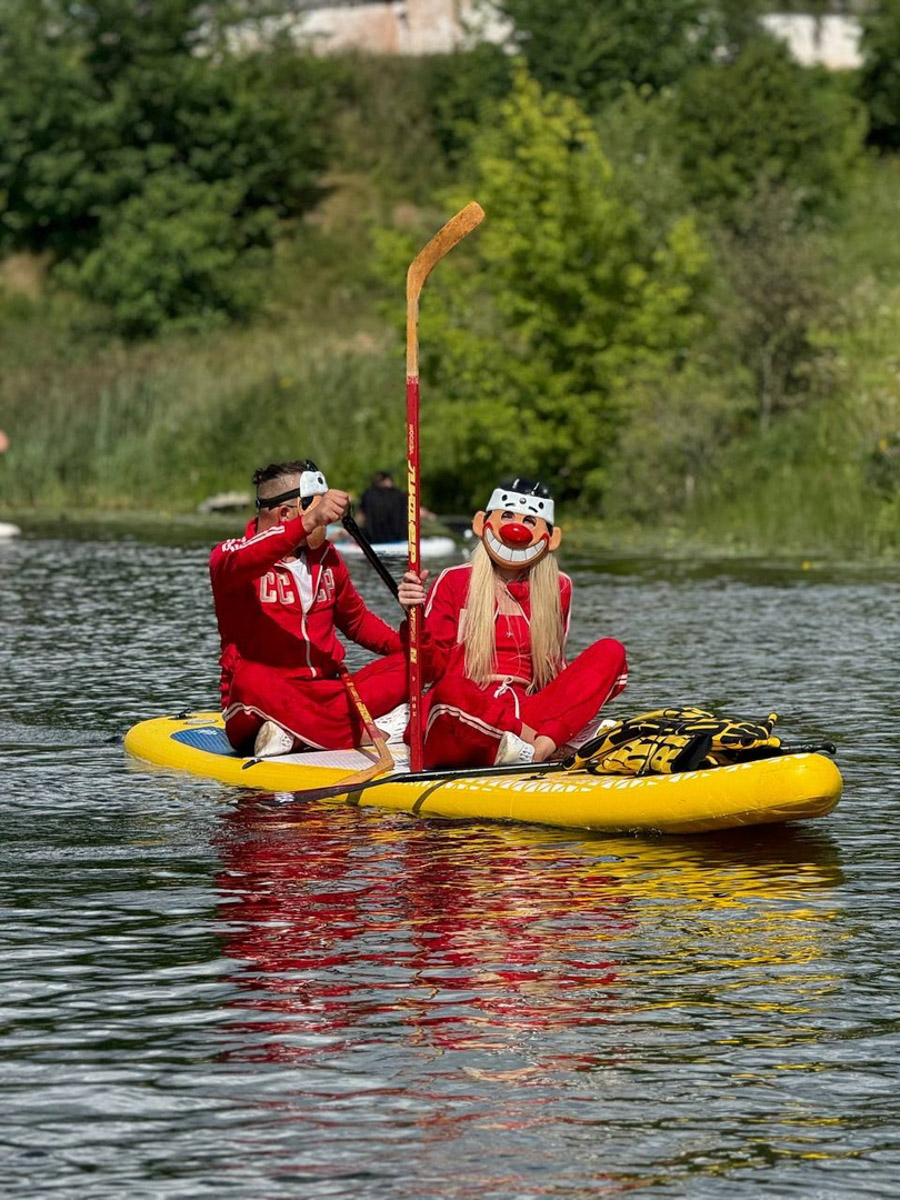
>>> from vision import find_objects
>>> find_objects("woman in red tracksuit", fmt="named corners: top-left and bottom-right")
top-left (401, 478), bottom-right (627, 769)
top-left (210, 460), bottom-right (407, 755)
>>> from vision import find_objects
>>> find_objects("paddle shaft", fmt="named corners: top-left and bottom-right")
top-left (405, 201), bottom-right (485, 771)
top-left (341, 511), bottom-right (400, 600)
top-left (281, 757), bottom-right (562, 806)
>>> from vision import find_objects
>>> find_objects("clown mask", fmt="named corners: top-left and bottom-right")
top-left (472, 487), bottom-right (561, 572)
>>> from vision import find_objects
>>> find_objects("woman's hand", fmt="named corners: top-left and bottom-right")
top-left (398, 569), bottom-right (429, 610)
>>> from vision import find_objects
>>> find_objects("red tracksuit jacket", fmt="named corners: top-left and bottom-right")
top-left (417, 562), bottom-right (627, 767)
top-left (422, 562), bottom-right (573, 682)
top-left (209, 517), bottom-right (402, 707)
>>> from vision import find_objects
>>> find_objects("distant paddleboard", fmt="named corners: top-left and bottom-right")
top-left (328, 530), bottom-right (458, 559)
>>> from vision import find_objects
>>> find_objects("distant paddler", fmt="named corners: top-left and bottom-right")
top-left (0, 428), bottom-right (21, 539)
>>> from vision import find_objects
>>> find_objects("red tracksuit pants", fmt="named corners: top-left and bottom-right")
top-left (422, 638), bottom-right (627, 770)
top-left (224, 653), bottom-right (408, 752)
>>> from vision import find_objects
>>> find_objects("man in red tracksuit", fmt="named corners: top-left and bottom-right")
top-left (399, 477), bottom-right (627, 769)
top-left (210, 459), bottom-right (406, 757)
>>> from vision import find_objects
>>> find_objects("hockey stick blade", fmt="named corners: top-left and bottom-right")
top-left (407, 201), bottom-right (485, 303)
top-left (406, 201), bottom-right (484, 375)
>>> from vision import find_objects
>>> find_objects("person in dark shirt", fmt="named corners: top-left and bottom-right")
top-left (357, 471), bottom-right (409, 544)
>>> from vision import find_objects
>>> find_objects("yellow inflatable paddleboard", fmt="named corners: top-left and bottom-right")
top-left (124, 712), bottom-right (842, 835)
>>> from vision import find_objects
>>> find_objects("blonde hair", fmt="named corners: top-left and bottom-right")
top-left (463, 542), bottom-right (565, 691)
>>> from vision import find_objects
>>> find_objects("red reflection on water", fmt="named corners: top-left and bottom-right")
top-left (214, 801), bottom-right (631, 1068)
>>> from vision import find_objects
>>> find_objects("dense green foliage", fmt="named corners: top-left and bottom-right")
top-left (0, 0), bottom-right (336, 333)
top-left (859, 0), bottom-right (900, 150)
top-left (674, 36), bottom-right (866, 225)
top-left (379, 69), bottom-right (710, 508)
top-left (1, 1), bottom-right (899, 555)
top-left (495, 0), bottom-right (722, 111)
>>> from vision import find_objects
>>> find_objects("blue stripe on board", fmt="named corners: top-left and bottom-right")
top-left (171, 726), bottom-right (237, 757)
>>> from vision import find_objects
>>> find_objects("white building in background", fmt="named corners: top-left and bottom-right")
top-left (303, 0), bottom-right (511, 54)
top-left (761, 13), bottom-right (862, 69)
top-left (236, 0), bottom-right (510, 55)
top-left (237, 1), bottom-right (863, 66)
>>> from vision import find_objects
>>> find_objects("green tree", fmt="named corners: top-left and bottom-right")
top-left (0, 0), bottom-right (335, 332)
top-left (602, 356), bottom-right (750, 522)
top-left (494, 0), bottom-right (724, 112)
top-left (383, 67), bottom-right (710, 509)
top-left (424, 44), bottom-right (514, 167)
top-left (712, 189), bottom-right (839, 433)
top-left (59, 172), bottom-right (276, 337)
top-left (859, 0), bottom-right (900, 150)
top-left (593, 85), bottom-right (691, 245)
top-left (324, 46), bottom-right (511, 206)
top-left (674, 36), bottom-right (866, 226)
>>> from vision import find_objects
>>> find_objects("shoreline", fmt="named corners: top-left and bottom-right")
top-left (4, 506), bottom-right (899, 568)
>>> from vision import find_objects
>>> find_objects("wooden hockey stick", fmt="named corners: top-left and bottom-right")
top-left (241, 666), bottom-right (394, 784)
top-left (336, 666), bottom-right (395, 787)
top-left (406, 201), bottom-right (485, 771)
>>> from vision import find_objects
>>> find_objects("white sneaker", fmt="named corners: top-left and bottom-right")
top-left (494, 731), bottom-right (536, 766)
top-left (376, 703), bottom-right (409, 746)
top-left (253, 720), bottom-right (295, 758)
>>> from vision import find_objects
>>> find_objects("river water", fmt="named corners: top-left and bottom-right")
top-left (2, 525), bottom-right (899, 1198)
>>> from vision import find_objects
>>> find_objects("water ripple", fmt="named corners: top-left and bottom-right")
top-left (2, 536), bottom-right (900, 1197)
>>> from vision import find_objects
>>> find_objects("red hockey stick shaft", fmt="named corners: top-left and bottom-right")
top-left (406, 201), bottom-right (484, 771)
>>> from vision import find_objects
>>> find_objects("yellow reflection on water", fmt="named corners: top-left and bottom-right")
top-left (212, 805), bottom-right (857, 1186)
top-left (218, 804), bottom-right (844, 1062)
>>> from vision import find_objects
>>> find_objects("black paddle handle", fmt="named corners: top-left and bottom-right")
top-left (341, 510), bottom-right (401, 602)
top-left (276, 758), bottom-right (560, 805)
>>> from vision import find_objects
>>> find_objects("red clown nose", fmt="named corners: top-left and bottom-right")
top-left (499, 522), bottom-right (533, 546)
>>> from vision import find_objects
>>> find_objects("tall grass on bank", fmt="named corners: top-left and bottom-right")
top-left (683, 272), bottom-right (900, 558)
top-left (0, 317), bottom-right (407, 511)
top-left (688, 447), bottom-right (900, 559)
top-left (2, 160), bottom-right (900, 556)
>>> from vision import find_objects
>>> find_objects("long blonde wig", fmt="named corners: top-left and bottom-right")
top-left (463, 542), bottom-right (565, 691)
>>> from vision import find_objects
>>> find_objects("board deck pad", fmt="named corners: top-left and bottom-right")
top-left (170, 720), bottom-right (411, 771)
